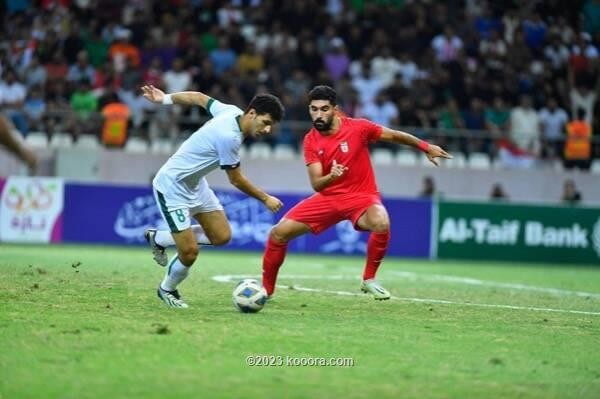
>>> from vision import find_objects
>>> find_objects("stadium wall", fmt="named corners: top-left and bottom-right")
top-left (2, 149), bottom-right (600, 204)
top-left (1, 177), bottom-right (599, 265)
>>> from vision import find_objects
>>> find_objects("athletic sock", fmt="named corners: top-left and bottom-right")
top-left (155, 225), bottom-right (211, 246)
top-left (160, 256), bottom-right (191, 291)
top-left (363, 231), bottom-right (390, 280)
top-left (262, 237), bottom-right (288, 295)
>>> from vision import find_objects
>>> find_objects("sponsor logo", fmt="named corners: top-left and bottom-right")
top-left (439, 218), bottom-right (519, 245)
top-left (114, 195), bottom-right (167, 242)
top-left (440, 217), bottom-right (593, 251)
top-left (340, 141), bottom-right (349, 153)
top-left (4, 180), bottom-right (55, 212)
top-left (0, 177), bottom-right (63, 242)
top-left (524, 221), bottom-right (587, 248)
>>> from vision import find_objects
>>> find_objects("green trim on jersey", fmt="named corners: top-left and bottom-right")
top-left (235, 115), bottom-right (243, 132)
top-left (206, 98), bottom-right (215, 117)
top-left (156, 190), bottom-right (180, 233)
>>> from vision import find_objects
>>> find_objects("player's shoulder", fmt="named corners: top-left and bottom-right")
top-left (341, 116), bottom-right (377, 130)
top-left (342, 116), bottom-right (370, 124)
top-left (215, 103), bottom-right (243, 116)
top-left (303, 127), bottom-right (319, 141)
top-left (208, 99), bottom-right (243, 117)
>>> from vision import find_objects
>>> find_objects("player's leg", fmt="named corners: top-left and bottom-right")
top-left (148, 224), bottom-right (212, 250)
top-left (192, 210), bottom-right (231, 246)
top-left (146, 181), bottom-right (220, 265)
top-left (158, 185), bottom-right (228, 308)
top-left (262, 218), bottom-right (312, 297)
top-left (0, 114), bottom-right (38, 172)
top-left (355, 203), bottom-right (392, 300)
top-left (157, 226), bottom-right (200, 308)
top-left (263, 194), bottom-right (341, 297)
top-left (146, 222), bottom-right (213, 267)
top-left (151, 188), bottom-right (200, 308)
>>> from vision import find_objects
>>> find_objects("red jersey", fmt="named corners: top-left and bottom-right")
top-left (303, 117), bottom-right (383, 196)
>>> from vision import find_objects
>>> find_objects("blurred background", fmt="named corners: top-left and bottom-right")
top-left (1, 0), bottom-right (599, 203)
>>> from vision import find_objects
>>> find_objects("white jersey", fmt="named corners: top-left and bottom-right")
top-left (153, 99), bottom-right (244, 198)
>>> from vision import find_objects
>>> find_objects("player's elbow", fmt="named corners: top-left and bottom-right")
top-left (227, 171), bottom-right (244, 187)
top-left (228, 176), bottom-right (243, 188)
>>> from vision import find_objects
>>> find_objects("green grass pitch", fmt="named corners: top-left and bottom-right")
top-left (1, 244), bottom-right (599, 399)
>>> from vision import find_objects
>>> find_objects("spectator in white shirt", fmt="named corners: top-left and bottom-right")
top-left (358, 93), bottom-right (399, 127)
top-left (544, 34), bottom-right (570, 71)
top-left (351, 63), bottom-right (384, 106)
top-left (0, 69), bottom-right (28, 135)
top-left (397, 53), bottom-right (420, 88)
top-left (162, 58), bottom-right (191, 94)
top-left (479, 29), bottom-right (507, 71)
top-left (370, 47), bottom-right (401, 89)
top-left (509, 95), bottom-right (541, 155)
top-left (538, 97), bottom-right (569, 158)
top-left (431, 26), bottom-right (463, 63)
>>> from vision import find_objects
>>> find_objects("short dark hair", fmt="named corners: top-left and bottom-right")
top-left (246, 93), bottom-right (285, 122)
top-left (308, 85), bottom-right (337, 105)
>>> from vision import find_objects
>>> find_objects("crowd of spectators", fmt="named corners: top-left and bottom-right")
top-left (0, 0), bottom-right (599, 168)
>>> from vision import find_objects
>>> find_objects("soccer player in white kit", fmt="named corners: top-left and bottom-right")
top-left (141, 85), bottom-right (285, 308)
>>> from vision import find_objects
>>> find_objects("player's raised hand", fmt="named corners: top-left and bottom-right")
top-left (264, 195), bottom-right (284, 213)
top-left (426, 145), bottom-right (452, 166)
top-left (330, 160), bottom-right (349, 179)
top-left (141, 85), bottom-right (165, 104)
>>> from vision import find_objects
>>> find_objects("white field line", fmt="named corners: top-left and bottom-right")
top-left (213, 271), bottom-right (600, 299)
top-left (388, 271), bottom-right (600, 299)
top-left (212, 274), bottom-right (600, 316)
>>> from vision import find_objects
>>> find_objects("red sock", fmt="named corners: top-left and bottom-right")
top-left (363, 231), bottom-right (390, 280)
top-left (262, 236), bottom-right (288, 295)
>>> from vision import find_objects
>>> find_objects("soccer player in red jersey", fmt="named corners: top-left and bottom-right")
top-left (262, 85), bottom-right (451, 300)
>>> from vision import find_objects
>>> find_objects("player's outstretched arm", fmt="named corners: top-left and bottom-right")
top-left (225, 167), bottom-right (283, 212)
top-left (379, 127), bottom-right (452, 166)
top-left (0, 115), bottom-right (38, 172)
top-left (141, 85), bottom-right (212, 109)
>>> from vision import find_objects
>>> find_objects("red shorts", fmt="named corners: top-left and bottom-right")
top-left (284, 192), bottom-right (382, 234)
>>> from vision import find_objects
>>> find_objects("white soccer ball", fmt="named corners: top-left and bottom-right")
top-left (232, 279), bottom-right (268, 313)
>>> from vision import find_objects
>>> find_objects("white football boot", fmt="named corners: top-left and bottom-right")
top-left (360, 279), bottom-right (391, 300)
top-left (144, 229), bottom-right (168, 267)
top-left (157, 286), bottom-right (189, 308)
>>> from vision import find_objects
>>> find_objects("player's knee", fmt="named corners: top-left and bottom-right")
top-left (179, 246), bottom-right (199, 266)
top-left (371, 218), bottom-right (390, 233)
top-left (211, 231), bottom-right (231, 246)
top-left (270, 226), bottom-right (289, 244)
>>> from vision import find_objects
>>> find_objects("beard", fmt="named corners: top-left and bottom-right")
top-left (313, 117), bottom-right (333, 131)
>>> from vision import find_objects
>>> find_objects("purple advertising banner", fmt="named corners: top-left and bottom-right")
top-left (62, 183), bottom-right (431, 258)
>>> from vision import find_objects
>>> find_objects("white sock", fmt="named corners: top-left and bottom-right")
top-left (155, 225), bottom-right (211, 247)
top-left (160, 256), bottom-right (190, 291)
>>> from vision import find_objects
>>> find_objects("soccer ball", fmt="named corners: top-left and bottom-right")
top-left (232, 279), bottom-right (268, 313)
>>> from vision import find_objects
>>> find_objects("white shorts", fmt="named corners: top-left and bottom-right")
top-left (153, 179), bottom-right (224, 233)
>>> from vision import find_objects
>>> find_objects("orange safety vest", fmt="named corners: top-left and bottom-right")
top-left (564, 120), bottom-right (592, 160)
top-left (101, 102), bottom-right (130, 147)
